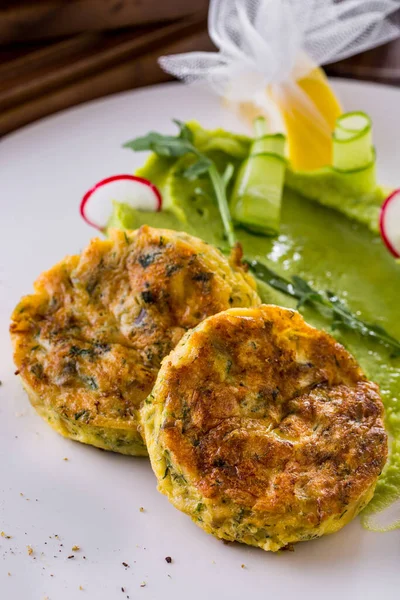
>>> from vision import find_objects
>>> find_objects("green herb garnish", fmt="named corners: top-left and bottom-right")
top-left (124, 120), bottom-right (236, 247)
top-left (248, 259), bottom-right (400, 356)
top-left (74, 409), bottom-right (91, 421)
top-left (30, 363), bottom-right (44, 379)
top-left (69, 346), bottom-right (93, 358)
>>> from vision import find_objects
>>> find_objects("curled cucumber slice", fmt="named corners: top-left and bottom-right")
top-left (333, 111), bottom-right (374, 171)
top-left (230, 117), bottom-right (286, 236)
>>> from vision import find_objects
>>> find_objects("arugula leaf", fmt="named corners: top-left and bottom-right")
top-left (222, 163), bottom-right (235, 188)
top-left (325, 291), bottom-right (366, 332)
top-left (124, 121), bottom-right (236, 247)
top-left (326, 291), bottom-right (400, 356)
top-left (172, 119), bottom-right (193, 143)
top-left (208, 163), bottom-right (236, 247)
top-left (291, 276), bottom-right (323, 308)
top-left (248, 259), bottom-right (400, 357)
top-left (181, 156), bottom-right (212, 180)
top-left (124, 132), bottom-right (193, 157)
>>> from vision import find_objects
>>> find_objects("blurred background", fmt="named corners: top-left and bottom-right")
top-left (1, 0), bottom-right (400, 136)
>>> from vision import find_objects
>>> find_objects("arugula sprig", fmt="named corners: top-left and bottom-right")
top-left (248, 259), bottom-right (400, 357)
top-left (124, 120), bottom-right (236, 247)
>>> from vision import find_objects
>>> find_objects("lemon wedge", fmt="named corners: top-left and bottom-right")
top-left (233, 67), bottom-right (342, 171)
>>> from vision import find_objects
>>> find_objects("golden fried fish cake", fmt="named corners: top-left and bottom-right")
top-left (10, 227), bottom-right (260, 455)
top-left (141, 305), bottom-right (388, 550)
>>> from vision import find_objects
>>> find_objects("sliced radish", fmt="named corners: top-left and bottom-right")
top-left (380, 189), bottom-right (400, 258)
top-left (80, 174), bottom-right (162, 231)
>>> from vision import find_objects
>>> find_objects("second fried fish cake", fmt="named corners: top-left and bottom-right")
top-left (141, 305), bottom-right (387, 551)
top-left (10, 226), bottom-right (260, 455)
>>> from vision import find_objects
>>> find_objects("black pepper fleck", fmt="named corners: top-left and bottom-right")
top-left (141, 290), bottom-right (155, 304)
top-left (138, 252), bottom-right (161, 268)
top-left (192, 272), bottom-right (213, 283)
top-left (165, 556), bottom-right (172, 564)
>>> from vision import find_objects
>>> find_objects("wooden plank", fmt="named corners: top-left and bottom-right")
top-left (0, 0), bottom-right (209, 44)
top-left (0, 19), bottom-right (208, 111)
top-left (325, 39), bottom-right (400, 86)
top-left (0, 33), bottom-right (102, 81)
top-left (0, 27), bottom-right (213, 136)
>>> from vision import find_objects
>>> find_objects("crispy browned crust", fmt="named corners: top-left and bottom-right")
top-left (10, 227), bottom-right (260, 454)
top-left (143, 306), bottom-right (388, 548)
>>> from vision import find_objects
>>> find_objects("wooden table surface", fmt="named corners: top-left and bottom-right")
top-left (1, 1), bottom-right (399, 136)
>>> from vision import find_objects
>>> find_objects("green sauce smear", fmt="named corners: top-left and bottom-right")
top-left (109, 124), bottom-right (400, 530)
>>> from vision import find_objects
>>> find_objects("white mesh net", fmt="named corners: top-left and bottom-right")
top-left (159, 0), bottom-right (400, 101)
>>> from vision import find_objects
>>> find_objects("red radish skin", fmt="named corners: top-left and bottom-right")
top-left (380, 190), bottom-right (400, 259)
top-left (80, 174), bottom-right (162, 231)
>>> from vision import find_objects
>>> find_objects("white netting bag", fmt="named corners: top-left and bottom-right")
top-left (160, 0), bottom-right (400, 101)
top-left (159, 0), bottom-right (400, 143)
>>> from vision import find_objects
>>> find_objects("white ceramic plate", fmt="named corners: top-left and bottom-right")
top-left (1, 80), bottom-right (399, 600)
